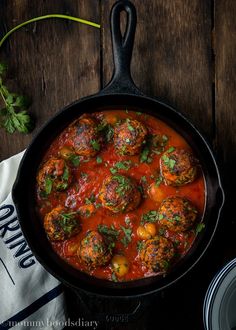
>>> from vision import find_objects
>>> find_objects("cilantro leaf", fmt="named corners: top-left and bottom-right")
top-left (0, 63), bottom-right (33, 134)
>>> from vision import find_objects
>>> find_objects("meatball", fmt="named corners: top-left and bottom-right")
top-left (44, 206), bottom-right (80, 241)
top-left (158, 196), bottom-right (198, 232)
top-left (70, 116), bottom-right (104, 157)
top-left (160, 148), bottom-right (197, 186)
top-left (37, 158), bottom-right (72, 193)
top-left (78, 230), bottom-right (112, 268)
top-left (139, 236), bottom-right (175, 272)
top-left (114, 119), bottom-right (147, 155)
top-left (100, 174), bottom-right (141, 213)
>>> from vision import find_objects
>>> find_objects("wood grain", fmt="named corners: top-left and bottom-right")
top-left (214, 0), bottom-right (236, 270)
top-left (102, 0), bottom-right (213, 138)
top-left (0, 0), bottom-right (100, 161)
top-left (215, 0), bottom-right (236, 191)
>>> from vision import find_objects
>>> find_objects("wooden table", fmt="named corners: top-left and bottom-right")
top-left (1, 1), bottom-right (236, 329)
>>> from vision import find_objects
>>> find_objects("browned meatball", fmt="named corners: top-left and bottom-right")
top-left (158, 196), bottom-right (198, 232)
top-left (44, 206), bottom-right (80, 241)
top-left (70, 116), bottom-right (104, 157)
top-left (100, 174), bottom-right (141, 213)
top-left (160, 148), bottom-right (197, 186)
top-left (78, 231), bottom-right (112, 268)
top-left (114, 119), bottom-right (147, 155)
top-left (37, 158), bottom-right (72, 193)
top-left (139, 236), bottom-right (175, 272)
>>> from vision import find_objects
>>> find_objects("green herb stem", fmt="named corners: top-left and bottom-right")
top-left (0, 14), bottom-right (100, 49)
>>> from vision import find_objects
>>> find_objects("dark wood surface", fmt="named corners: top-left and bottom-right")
top-left (0, 1), bottom-right (236, 329)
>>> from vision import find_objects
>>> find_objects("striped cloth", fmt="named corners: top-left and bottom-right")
top-left (0, 151), bottom-right (66, 329)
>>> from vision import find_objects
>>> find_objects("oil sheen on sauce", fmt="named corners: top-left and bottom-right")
top-left (36, 110), bottom-right (205, 282)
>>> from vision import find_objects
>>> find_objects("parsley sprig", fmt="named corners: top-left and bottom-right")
top-left (0, 63), bottom-right (33, 134)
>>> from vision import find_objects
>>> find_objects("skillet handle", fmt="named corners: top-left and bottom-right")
top-left (101, 0), bottom-right (142, 95)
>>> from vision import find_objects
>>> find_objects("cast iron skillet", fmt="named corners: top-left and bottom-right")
top-left (13, 0), bottom-right (224, 299)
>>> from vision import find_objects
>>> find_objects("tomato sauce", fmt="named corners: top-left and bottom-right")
top-left (36, 110), bottom-right (205, 282)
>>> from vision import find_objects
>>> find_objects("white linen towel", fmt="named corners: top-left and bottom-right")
top-left (0, 151), bottom-right (66, 330)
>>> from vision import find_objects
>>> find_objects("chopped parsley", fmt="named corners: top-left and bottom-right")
top-left (126, 118), bottom-right (134, 131)
top-left (137, 240), bottom-right (145, 252)
top-left (120, 226), bottom-right (132, 247)
top-left (161, 154), bottom-right (176, 171)
top-left (110, 160), bottom-right (132, 174)
top-left (155, 176), bottom-right (163, 187)
top-left (96, 156), bottom-right (103, 164)
top-left (62, 166), bottom-right (69, 181)
top-left (98, 224), bottom-right (120, 241)
top-left (196, 223), bottom-right (205, 234)
top-left (113, 175), bottom-right (131, 197)
top-left (167, 146), bottom-right (175, 153)
top-left (59, 212), bottom-right (79, 234)
top-left (141, 210), bottom-right (159, 225)
top-left (110, 167), bottom-right (118, 174)
top-left (69, 154), bottom-right (80, 166)
top-left (90, 139), bottom-right (100, 151)
top-left (141, 176), bottom-right (147, 183)
top-left (45, 176), bottom-right (53, 194)
top-left (140, 146), bottom-right (152, 163)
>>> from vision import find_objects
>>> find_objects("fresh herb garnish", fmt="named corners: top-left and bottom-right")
top-left (126, 118), bottom-right (134, 131)
top-left (155, 176), bottom-right (163, 187)
top-left (45, 176), bottom-right (53, 194)
top-left (96, 156), bottom-right (103, 164)
top-left (120, 226), bottom-right (132, 247)
top-left (110, 167), bottom-right (118, 174)
top-left (137, 240), bottom-right (145, 252)
top-left (167, 146), bottom-right (175, 153)
top-left (90, 139), bottom-right (100, 151)
top-left (69, 154), bottom-right (80, 166)
top-left (141, 176), bottom-right (147, 183)
top-left (98, 224), bottom-right (120, 240)
top-left (113, 175), bottom-right (131, 197)
top-left (0, 62), bottom-right (33, 134)
top-left (140, 146), bottom-right (151, 163)
top-left (110, 160), bottom-right (132, 174)
top-left (59, 212), bottom-right (79, 234)
top-left (85, 194), bottom-right (96, 205)
top-left (161, 154), bottom-right (176, 171)
top-left (62, 166), bottom-right (69, 181)
top-left (97, 122), bottom-right (114, 142)
top-left (196, 223), bottom-right (205, 234)
top-left (141, 210), bottom-right (159, 225)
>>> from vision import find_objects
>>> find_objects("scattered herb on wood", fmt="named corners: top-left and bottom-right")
top-left (0, 62), bottom-right (33, 134)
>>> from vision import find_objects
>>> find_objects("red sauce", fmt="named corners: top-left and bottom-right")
top-left (36, 110), bottom-right (205, 282)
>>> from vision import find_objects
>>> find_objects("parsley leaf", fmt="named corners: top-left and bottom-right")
top-left (196, 223), bottom-right (205, 234)
top-left (45, 176), bottom-right (53, 194)
top-left (90, 139), bottom-right (100, 151)
top-left (141, 210), bottom-right (159, 225)
top-left (110, 160), bottom-right (132, 174)
top-left (69, 154), bottom-right (80, 166)
top-left (96, 156), bottom-right (103, 164)
top-left (120, 225), bottom-right (132, 247)
top-left (137, 240), bottom-right (145, 252)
